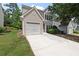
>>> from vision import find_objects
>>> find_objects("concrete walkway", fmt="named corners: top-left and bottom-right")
top-left (26, 33), bottom-right (79, 56)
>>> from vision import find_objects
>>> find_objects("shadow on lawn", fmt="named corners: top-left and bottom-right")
top-left (0, 31), bottom-right (11, 35)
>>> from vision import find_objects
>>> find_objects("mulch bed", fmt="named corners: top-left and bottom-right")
top-left (55, 34), bottom-right (79, 43)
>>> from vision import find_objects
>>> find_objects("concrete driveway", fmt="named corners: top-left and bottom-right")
top-left (26, 33), bottom-right (79, 56)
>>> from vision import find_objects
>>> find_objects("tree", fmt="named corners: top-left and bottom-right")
top-left (4, 3), bottom-right (21, 29)
top-left (48, 3), bottom-right (79, 25)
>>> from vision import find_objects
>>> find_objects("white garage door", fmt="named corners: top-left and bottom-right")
top-left (26, 22), bottom-right (41, 35)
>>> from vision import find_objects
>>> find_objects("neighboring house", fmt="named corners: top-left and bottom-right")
top-left (67, 18), bottom-right (79, 34)
top-left (21, 5), bottom-right (79, 35)
top-left (0, 4), bottom-right (4, 27)
top-left (44, 8), bottom-right (79, 34)
top-left (44, 9), bottom-right (61, 27)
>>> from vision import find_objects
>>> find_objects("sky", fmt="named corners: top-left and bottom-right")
top-left (2, 3), bottom-right (50, 10)
top-left (18, 3), bottom-right (50, 10)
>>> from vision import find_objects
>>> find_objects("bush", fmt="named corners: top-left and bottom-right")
top-left (5, 26), bottom-right (18, 32)
top-left (5, 26), bottom-right (12, 32)
top-left (47, 26), bottom-right (61, 34)
top-left (10, 21), bottom-right (22, 30)
top-left (0, 27), bottom-right (6, 33)
top-left (0, 26), bottom-right (19, 33)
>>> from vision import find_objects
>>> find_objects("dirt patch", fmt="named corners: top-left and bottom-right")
top-left (55, 34), bottom-right (79, 43)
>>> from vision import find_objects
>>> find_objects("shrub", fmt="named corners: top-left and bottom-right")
top-left (0, 27), bottom-right (6, 33)
top-left (5, 26), bottom-right (12, 32)
top-left (47, 26), bottom-right (61, 34)
top-left (10, 21), bottom-right (22, 30)
top-left (5, 26), bottom-right (18, 32)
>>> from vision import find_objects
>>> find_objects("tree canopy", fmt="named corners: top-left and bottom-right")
top-left (48, 3), bottom-right (79, 25)
top-left (4, 3), bottom-right (21, 29)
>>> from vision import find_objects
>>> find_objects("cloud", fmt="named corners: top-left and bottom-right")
top-left (31, 5), bottom-right (44, 10)
top-left (36, 6), bottom-right (44, 10)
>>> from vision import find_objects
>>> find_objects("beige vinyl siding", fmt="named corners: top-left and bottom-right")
top-left (23, 9), bottom-right (43, 35)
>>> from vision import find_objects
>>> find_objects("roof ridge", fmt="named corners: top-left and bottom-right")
top-left (22, 5), bottom-right (44, 12)
top-left (22, 5), bottom-right (44, 19)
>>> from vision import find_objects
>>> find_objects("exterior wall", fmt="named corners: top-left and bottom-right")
top-left (67, 26), bottom-right (73, 34)
top-left (23, 9), bottom-right (43, 35)
top-left (0, 4), bottom-right (4, 27)
top-left (76, 25), bottom-right (79, 31)
top-left (52, 21), bottom-right (61, 27)
top-left (58, 26), bottom-right (67, 33)
top-left (67, 20), bottom-right (74, 34)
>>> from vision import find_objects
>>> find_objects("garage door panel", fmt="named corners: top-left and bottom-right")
top-left (26, 23), bottom-right (41, 35)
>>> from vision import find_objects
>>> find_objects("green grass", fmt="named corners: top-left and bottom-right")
top-left (0, 30), bottom-right (34, 56)
top-left (74, 30), bottom-right (79, 34)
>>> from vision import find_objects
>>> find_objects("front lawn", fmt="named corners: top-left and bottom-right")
top-left (0, 30), bottom-right (34, 56)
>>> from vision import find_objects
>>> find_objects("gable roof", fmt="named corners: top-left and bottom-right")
top-left (21, 6), bottom-right (44, 21)
top-left (22, 5), bottom-right (44, 18)
top-left (22, 5), bottom-right (32, 11)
